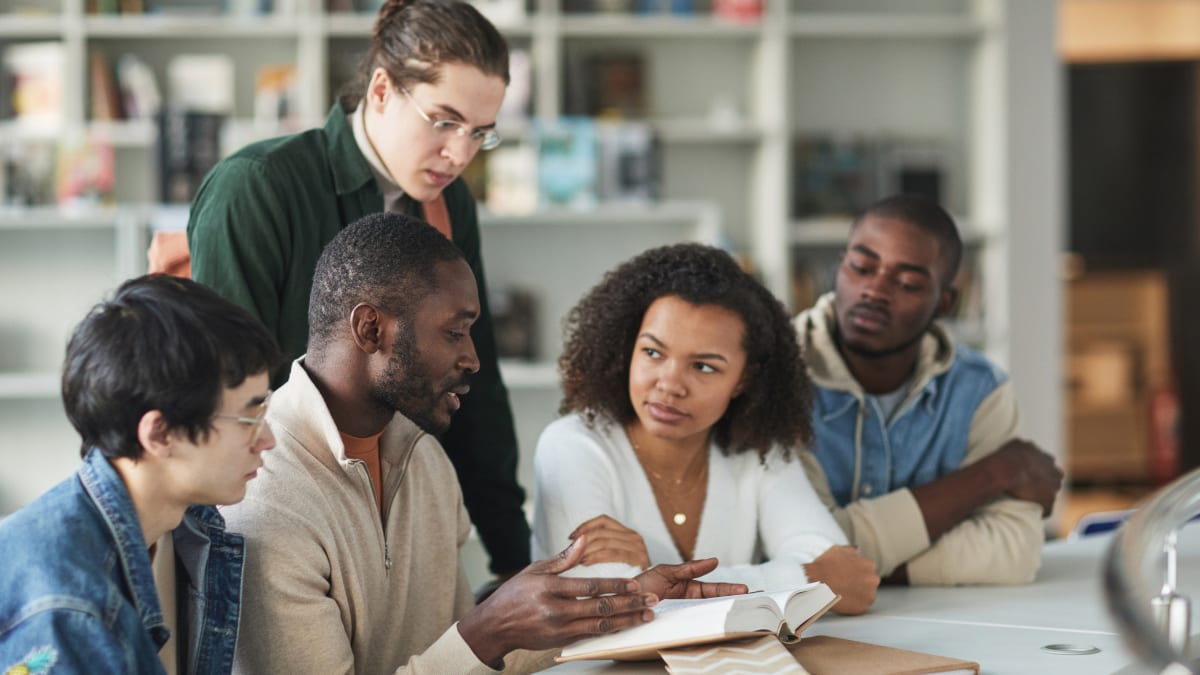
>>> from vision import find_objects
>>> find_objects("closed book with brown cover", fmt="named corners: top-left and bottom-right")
top-left (790, 636), bottom-right (979, 675)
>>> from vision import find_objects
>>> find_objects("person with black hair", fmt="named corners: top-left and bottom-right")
top-left (222, 214), bottom-right (747, 674)
top-left (187, 0), bottom-right (530, 582)
top-left (0, 275), bottom-right (280, 674)
top-left (532, 243), bottom-right (880, 615)
top-left (795, 193), bottom-right (1063, 586)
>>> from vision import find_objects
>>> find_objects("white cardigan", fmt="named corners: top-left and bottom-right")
top-left (531, 413), bottom-right (847, 591)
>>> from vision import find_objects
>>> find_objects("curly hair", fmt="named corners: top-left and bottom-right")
top-left (559, 243), bottom-right (814, 458)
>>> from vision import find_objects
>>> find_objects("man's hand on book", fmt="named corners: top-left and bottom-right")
top-left (634, 557), bottom-right (749, 601)
top-left (569, 514), bottom-right (651, 569)
top-left (457, 536), bottom-right (658, 667)
top-left (803, 545), bottom-right (879, 615)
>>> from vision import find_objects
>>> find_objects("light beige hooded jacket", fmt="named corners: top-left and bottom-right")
top-left (794, 294), bottom-right (1045, 585)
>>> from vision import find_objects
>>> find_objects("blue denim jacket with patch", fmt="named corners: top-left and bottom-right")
top-left (0, 449), bottom-right (244, 674)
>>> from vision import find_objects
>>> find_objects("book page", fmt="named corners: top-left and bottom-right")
top-left (558, 585), bottom-right (838, 662)
top-left (766, 583), bottom-right (820, 612)
top-left (782, 583), bottom-right (838, 634)
top-left (724, 592), bottom-right (788, 635)
top-left (560, 595), bottom-right (738, 658)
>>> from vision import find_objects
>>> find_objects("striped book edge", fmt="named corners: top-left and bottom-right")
top-left (661, 635), bottom-right (811, 674)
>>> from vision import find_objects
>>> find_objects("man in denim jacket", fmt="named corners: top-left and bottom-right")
top-left (794, 195), bottom-right (1063, 586)
top-left (0, 276), bottom-right (279, 674)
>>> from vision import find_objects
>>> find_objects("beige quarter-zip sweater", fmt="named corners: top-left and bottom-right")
top-left (221, 360), bottom-right (553, 674)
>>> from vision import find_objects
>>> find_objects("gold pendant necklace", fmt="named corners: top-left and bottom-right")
top-left (628, 433), bottom-right (708, 528)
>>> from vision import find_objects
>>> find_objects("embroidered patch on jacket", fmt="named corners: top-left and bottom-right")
top-left (4, 646), bottom-right (58, 675)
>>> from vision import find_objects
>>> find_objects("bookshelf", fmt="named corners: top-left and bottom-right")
top-left (0, 0), bottom-right (1062, 539)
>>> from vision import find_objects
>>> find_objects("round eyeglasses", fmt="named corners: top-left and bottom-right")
top-left (400, 86), bottom-right (502, 151)
top-left (213, 389), bottom-right (272, 445)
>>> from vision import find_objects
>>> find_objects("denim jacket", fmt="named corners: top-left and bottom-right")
top-left (794, 294), bottom-right (1044, 585)
top-left (0, 449), bottom-right (244, 674)
top-left (809, 337), bottom-right (1004, 509)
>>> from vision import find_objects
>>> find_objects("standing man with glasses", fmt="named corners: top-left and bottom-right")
top-left (187, 0), bottom-right (532, 590)
top-left (0, 275), bottom-right (280, 675)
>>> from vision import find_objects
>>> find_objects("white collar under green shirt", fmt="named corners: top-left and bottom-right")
top-left (350, 102), bottom-right (407, 213)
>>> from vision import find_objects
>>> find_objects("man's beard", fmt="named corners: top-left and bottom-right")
top-left (837, 316), bottom-right (934, 360)
top-left (370, 322), bottom-right (465, 435)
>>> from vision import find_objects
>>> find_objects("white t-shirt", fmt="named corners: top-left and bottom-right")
top-left (532, 413), bottom-right (848, 591)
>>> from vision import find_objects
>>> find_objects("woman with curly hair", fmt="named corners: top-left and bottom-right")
top-left (531, 243), bottom-right (880, 614)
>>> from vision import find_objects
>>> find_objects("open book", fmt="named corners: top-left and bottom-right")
top-left (558, 582), bottom-right (839, 662)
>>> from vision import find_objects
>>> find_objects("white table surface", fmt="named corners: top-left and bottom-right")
top-left (545, 525), bottom-right (1200, 675)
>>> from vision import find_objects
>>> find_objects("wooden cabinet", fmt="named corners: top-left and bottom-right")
top-left (1066, 270), bottom-right (1170, 482)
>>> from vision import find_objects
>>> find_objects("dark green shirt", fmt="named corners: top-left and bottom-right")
top-left (187, 103), bottom-right (531, 574)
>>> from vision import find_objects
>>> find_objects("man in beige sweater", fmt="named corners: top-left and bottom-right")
top-left (221, 213), bottom-right (745, 674)
top-left (793, 194), bottom-right (1064, 586)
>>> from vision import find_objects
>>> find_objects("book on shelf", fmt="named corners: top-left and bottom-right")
top-left (489, 286), bottom-right (538, 361)
top-left (590, 0), bottom-right (634, 13)
top-left (1, 3), bottom-right (57, 13)
top-left (713, 0), bottom-right (762, 22)
top-left (88, 0), bottom-right (120, 14)
top-left (484, 144), bottom-right (538, 215)
top-left (874, 138), bottom-right (948, 207)
top-left (792, 136), bottom-right (875, 221)
top-left (557, 582), bottom-right (839, 662)
top-left (535, 116), bottom-right (597, 209)
top-left (254, 64), bottom-right (300, 132)
top-left (561, 0), bottom-right (594, 12)
top-left (167, 54), bottom-right (234, 115)
top-left (1, 142), bottom-right (57, 207)
top-left (3, 41), bottom-right (65, 130)
top-left (158, 107), bottom-right (224, 204)
top-left (635, 0), bottom-right (693, 14)
top-left (89, 0), bottom-right (270, 14)
top-left (792, 134), bottom-right (949, 222)
top-left (89, 51), bottom-right (123, 122)
top-left (495, 47), bottom-right (531, 129)
top-left (116, 53), bottom-right (162, 120)
top-left (565, 52), bottom-right (647, 119)
top-left (144, 0), bottom-right (224, 14)
top-left (56, 138), bottom-right (116, 207)
top-left (226, 0), bottom-right (274, 16)
top-left (790, 253), bottom-right (839, 314)
top-left (597, 120), bottom-right (659, 203)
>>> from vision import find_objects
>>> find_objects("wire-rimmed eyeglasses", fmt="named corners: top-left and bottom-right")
top-left (399, 86), bottom-right (502, 151)
top-left (213, 389), bottom-right (273, 445)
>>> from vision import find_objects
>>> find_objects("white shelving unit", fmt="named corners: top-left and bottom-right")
top-left (0, 1), bottom-right (1062, 542)
top-left (0, 204), bottom-right (147, 510)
